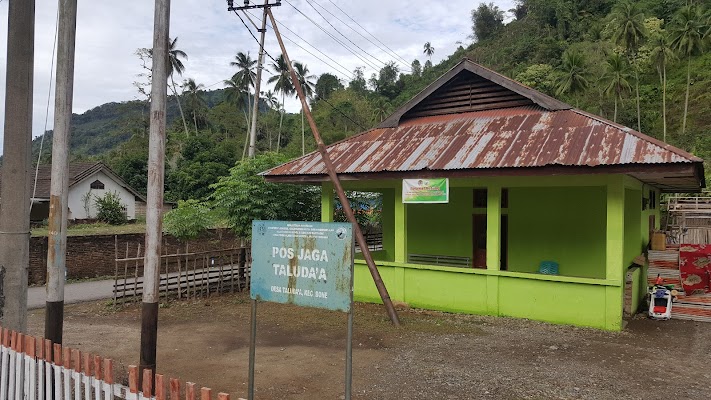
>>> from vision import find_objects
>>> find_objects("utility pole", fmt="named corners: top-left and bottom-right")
top-left (266, 9), bottom-right (401, 326)
top-left (0, 0), bottom-right (35, 332)
top-left (140, 0), bottom-right (170, 385)
top-left (45, 0), bottom-right (78, 345)
top-left (227, 0), bottom-right (281, 158)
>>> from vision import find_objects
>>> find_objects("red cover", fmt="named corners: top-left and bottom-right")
top-left (679, 244), bottom-right (711, 295)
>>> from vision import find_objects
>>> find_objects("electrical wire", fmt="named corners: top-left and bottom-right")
top-left (31, 4), bottom-right (60, 211)
top-left (282, 0), bottom-right (382, 71)
top-left (302, 0), bottom-right (392, 70)
top-left (326, 0), bottom-right (411, 67)
top-left (311, 0), bottom-right (411, 70)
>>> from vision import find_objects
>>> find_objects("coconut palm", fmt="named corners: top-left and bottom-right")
top-left (670, 4), bottom-right (710, 135)
top-left (372, 97), bottom-right (391, 123)
top-left (294, 61), bottom-right (316, 156)
top-left (600, 53), bottom-right (632, 123)
top-left (261, 90), bottom-right (279, 111)
top-left (650, 33), bottom-right (677, 142)
top-left (423, 42), bottom-right (435, 61)
top-left (267, 54), bottom-right (295, 153)
top-left (181, 78), bottom-right (206, 135)
top-left (556, 50), bottom-right (590, 107)
top-left (611, 0), bottom-right (647, 132)
top-left (224, 76), bottom-right (252, 158)
top-left (230, 52), bottom-right (257, 141)
top-left (167, 37), bottom-right (190, 136)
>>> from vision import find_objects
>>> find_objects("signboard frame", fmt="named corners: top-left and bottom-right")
top-left (402, 178), bottom-right (450, 204)
top-left (248, 220), bottom-right (355, 400)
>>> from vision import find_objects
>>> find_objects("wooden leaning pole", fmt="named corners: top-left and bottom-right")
top-left (266, 8), bottom-right (400, 326)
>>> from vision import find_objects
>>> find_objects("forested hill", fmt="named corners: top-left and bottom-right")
top-left (37, 0), bottom-right (711, 203)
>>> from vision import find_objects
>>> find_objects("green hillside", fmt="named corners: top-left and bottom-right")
top-left (42, 0), bottom-right (711, 202)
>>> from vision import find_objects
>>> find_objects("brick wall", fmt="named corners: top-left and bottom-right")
top-left (29, 229), bottom-right (243, 285)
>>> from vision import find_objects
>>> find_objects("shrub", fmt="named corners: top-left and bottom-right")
top-left (163, 199), bottom-right (215, 240)
top-left (94, 191), bottom-right (127, 225)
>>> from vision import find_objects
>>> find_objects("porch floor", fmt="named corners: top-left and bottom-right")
top-left (648, 249), bottom-right (711, 322)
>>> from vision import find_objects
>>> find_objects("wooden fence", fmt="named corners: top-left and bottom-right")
top-left (0, 327), bottom-right (232, 400)
top-left (114, 243), bottom-right (251, 304)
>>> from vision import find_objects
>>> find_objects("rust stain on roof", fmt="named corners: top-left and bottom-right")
top-left (264, 106), bottom-right (701, 178)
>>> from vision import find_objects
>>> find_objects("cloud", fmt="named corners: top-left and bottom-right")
top-left (0, 0), bottom-right (516, 154)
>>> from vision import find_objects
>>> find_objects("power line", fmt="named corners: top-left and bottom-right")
top-left (326, 0), bottom-right (410, 66)
top-left (282, 0), bottom-right (382, 72)
top-left (311, 0), bottom-right (411, 69)
top-left (302, 0), bottom-right (391, 70)
top-left (245, 9), bottom-right (354, 81)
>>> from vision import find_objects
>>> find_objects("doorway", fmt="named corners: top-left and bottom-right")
top-left (472, 214), bottom-right (508, 269)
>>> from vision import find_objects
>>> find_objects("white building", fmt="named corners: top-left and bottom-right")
top-left (27, 162), bottom-right (146, 221)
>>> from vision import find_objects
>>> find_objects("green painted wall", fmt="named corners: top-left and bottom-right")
top-left (624, 189), bottom-right (643, 268)
top-left (381, 189), bottom-right (395, 261)
top-left (407, 187), bottom-right (473, 258)
top-left (507, 186), bottom-right (607, 278)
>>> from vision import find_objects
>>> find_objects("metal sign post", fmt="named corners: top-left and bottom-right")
top-left (248, 220), bottom-right (355, 400)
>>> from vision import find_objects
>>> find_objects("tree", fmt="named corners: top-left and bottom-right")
top-left (164, 199), bottom-right (215, 240)
top-left (223, 76), bottom-right (252, 158)
top-left (600, 53), bottom-right (632, 123)
top-left (267, 54), bottom-right (295, 153)
top-left (670, 4), bottom-right (709, 135)
top-left (314, 73), bottom-right (343, 102)
top-left (294, 61), bottom-right (316, 156)
top-left (94, 191), bottom-right (128, 225)
top-left (470, 2), bottom-right (504, 42)
top-left (372, 97), bottom-right (391, 123)
top-left (611, 0), bottom-right (647, 132)
top-left (348, 67), bottom-right (367, 94)
top-left (182, 78), bottom-right (206, 135)
top-left (423, 42), bottom-right (435, 61)
top-left (411, 59), bottom-right (422, 77)
top-left (167, 38), bottom-right (190, 136)
top-left (556, 50), bottom-right (590, 106)
top-left (210, 153), bottom-right (320, 238)
top-left (230, 52), bottom-right (257, 138)
top-left (424, 59), bottom-right (433, 70)
top-left (650, 33), bottom-right (676, 142)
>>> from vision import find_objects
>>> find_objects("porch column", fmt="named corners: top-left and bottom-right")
top-left (321, 182), bottom-right (334, 222)
top-left (486, 185), bottom-right (501, 315)
top-left (394, 184), bottom-right (408, 263)
top-left (486, 185), bottom-right (501, 270)
top-left (605, 177), bottom-right (625, 330)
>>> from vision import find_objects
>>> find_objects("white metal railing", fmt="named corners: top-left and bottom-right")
top-left (0, 327), bottom-right (231, 400)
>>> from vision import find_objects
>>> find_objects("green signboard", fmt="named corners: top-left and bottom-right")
top-left (402, 178), bottom-right (449, 203)
top-left (250, 221), bottom-right (354, 312)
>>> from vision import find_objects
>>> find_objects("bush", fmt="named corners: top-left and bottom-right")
top-left (94, 191), bottom-right (127, 225)
top-left (163, 199), bottom-right (215, 240)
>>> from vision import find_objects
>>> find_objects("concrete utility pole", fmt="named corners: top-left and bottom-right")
top-left (227, 0), bottom-right (280, 158)
top-left (0, 0), bottom-right (35, 332)
top-left (140, 0), bottom-right (170, 383)
top-left (45, 0), bottom-right (78, 345)
top-left (267, 9), bottom-right (401, 326)
top-left (247, 0), bottom-right (269, 158)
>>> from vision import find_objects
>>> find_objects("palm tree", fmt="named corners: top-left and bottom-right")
top-left (267, 54), bottom-right (295, 153)
top-left (372, 97), bottom-right (391, 123)
top-left (556, 50), bottom-right (590, 107)
top-left (670, 4), bottom-right (709, 135)
top-left (611, 0), bottom-right (647, 132)
top-left (230, 52), bottom-right (257, 140)
top-left (294, 61), bottom-right (316, 156)
top-left (650, 33), bottom-right (677, 142)
top-left (182, 78), bottom-right (206, 135)
top-left (224, 76), bottom-right (252, 158)
top-left (261, 90), bottom-right (279, 149)
top-left (600, 53), bottom-right (632, 123)
top-left (423, 42), bottom-right (435, 61)
top-left (167, 37), bottom-right (190, 136)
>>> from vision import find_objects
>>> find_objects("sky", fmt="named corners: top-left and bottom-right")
top-left (0, 0), bottom-right (516, 154)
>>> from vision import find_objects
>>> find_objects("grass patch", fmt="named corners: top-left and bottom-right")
top-left (31, 223), bottom-right (148, 237)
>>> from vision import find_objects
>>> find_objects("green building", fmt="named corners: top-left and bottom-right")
top-left (263, 59), bottom-right (705, 330)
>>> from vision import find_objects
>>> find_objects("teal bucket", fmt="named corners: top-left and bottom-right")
top-left (538, 261), bottom-right (559, 275)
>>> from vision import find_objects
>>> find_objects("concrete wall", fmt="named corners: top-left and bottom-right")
top-left (29, 229), bottom-right (242, 285)
top-left (68, 171), bottom-right (136, 220)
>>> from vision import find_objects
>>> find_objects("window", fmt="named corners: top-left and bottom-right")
top-left (649, 190), bottom-right (657, 209)
top-left (473, 188), bottom-right (487, 208)
top-left (90, 180), bottom-right (105, 190)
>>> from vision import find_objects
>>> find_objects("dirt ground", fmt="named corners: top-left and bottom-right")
top-left (27, 294), bottom-right (711, 399)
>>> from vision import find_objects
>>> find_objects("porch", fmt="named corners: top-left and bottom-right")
top-left (323, 174), bottom-right (660, 330)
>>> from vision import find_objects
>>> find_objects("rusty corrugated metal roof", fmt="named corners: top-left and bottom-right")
top-left (263, 105), bottom-right (702, 179)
